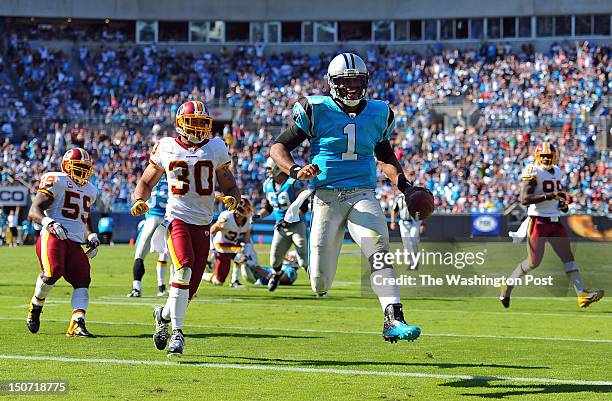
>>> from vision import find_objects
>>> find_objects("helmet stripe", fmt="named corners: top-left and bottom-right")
top-left (349, 53), bottom-right (356, 69)
top-left (342, 53), bottom-right (350, 69)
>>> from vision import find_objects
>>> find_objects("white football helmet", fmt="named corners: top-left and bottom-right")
top-left (265, 157), bottom-right (282, 178)
top-left (325, 53), bottom-right (369, 107)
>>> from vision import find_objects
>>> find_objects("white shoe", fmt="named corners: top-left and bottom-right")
top-left (230, 281), bottom-right (246, 289)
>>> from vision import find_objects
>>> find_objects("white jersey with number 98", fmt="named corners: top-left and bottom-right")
top-left (520, 164), bottom-right (563, 217)
top-left (149, 137), bottom-right (231, 226)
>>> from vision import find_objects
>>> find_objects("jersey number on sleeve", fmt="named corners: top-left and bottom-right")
top-left (169, 160), bottom-right (214, 196)
top-left (341, 123), bottom-right (358, 160)
top-left (62, 191), bottom-right (91, 224)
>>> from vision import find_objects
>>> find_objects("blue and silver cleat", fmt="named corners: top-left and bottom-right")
top-left (383, 304), bottom-right (421, 343)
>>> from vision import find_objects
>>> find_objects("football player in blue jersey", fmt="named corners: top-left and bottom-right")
top-left (271, 53), bottom-right (431, 343)
top-left (128, 176), bottom-right (170, 298)
top-left (257, 157), bottom-right (309, 291)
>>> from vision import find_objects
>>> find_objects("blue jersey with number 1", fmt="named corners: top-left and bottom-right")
top-left (263, 177), bottom-right (304, 222)
top-left (292, 95), bottom-right (395, 189)
top-left (146, 177), bottom-right (168, 218)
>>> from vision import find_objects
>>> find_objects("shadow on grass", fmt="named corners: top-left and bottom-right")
top-left (200, 354), bottom-right (548, 370)
top-left (440, 378), bottom-right (612, 399)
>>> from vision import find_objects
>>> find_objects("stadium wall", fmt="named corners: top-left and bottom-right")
top-left (1, 0), bottom-right (611, 21)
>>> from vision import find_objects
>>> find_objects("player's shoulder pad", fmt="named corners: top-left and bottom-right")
top-left (520, 164), bottom-right (537, 181)
top-left (306, 95), bottom-right (326, 105)
top-left (217, 210), bottom-right (231, 222)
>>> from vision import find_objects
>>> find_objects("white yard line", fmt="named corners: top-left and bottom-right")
top-left (0, 354), bottom-right (610, 386)
top-left (1, 317), bottom-right (610, 343)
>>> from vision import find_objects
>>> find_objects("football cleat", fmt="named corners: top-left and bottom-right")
top-left (26, 303), bottom-right (43, 334)
top-left (167, 329), bottom-right (185, 357)
top-left (66, 318), bottom-right (95, 337)
top-left (578, 289), bottom-right (604, 308)
top-left (157, 285), bottom-right (167, 297)
top-left (153, 306), bottom-right (170, 350)
top-left (127, 288), bottom-right (141, 298)
top-left (383, 303), bottom-right (420, 343)
top-left (316, 292), bottom-right (328, 298)
top-left (500, 284), bottom-right (511, 308)
top-left (230, 281), bottom-right (246, 289)
top-left (253, 279), bottom-right (265, 286)
top-left (267, 272), bottom-right (282, 292)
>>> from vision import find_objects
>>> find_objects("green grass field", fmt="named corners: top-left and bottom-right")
top-left (0, 243), bottom-right (611, 401)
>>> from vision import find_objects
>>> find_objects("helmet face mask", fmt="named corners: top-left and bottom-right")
top-left (61, 148), bottom-right (94, 186)
top-left (176, 101), bottom-right (213, 144)
top-left (326, 53), bottom-right (369, 107)
top-left (264, 157), bottom-right (281, 178)
top-left (535, 142), bottom-right (557, 168)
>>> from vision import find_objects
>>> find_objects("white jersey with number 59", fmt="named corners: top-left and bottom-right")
top-left (37, 172), bottom-right (97, 243)
top-left (520, 164), bottom-right (563, 217)
top-left (149, 137), bottom-right (231, 226)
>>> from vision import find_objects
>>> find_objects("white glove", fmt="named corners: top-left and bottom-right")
top-left (42, 217), bottom-right (67, 240)
top-left (85, 233), bottom-right (100, 259)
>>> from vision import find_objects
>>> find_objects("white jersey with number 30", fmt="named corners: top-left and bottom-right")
top-left (520, 164), bottom-right (563, 217)
top-left (213, 210), bottom-right (252, 253)
top-left (149, 137), bottom-right (231, 226)
top-left (37, 172), bottom-right (97, 243)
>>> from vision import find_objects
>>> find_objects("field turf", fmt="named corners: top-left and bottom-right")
top-left (0, 243), bottom-right (610, 401)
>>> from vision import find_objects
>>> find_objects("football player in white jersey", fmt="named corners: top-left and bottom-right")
top-left (205, 197), bottom-right (253, 287)
top-left (131, 100), bottom-right (241, 356)
top-left (390, 186), bottom-right (424, 269)
top-left (26, 148), bottom-right (101, 337)
top-left (501, 142), bottom-right (604, 308)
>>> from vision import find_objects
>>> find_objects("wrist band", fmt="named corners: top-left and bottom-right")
top-left (289, 165), bottom-right (301, 179)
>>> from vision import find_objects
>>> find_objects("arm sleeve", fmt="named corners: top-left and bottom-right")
top-left (291, 97), bottom-right (314, 137)
top-left (374, 139), bottom-right (395, 162)
top-left (381, 106), bottom-right (395, 142)
top-left (264, 200), bottom-right (274, 214)
top-left (37, 173), bottom-right (62, 199)
top-left (274, 123), bottom-right (310, 152)
top-left (520, 165), bottom-right (537, 182)
top-left (149, 141), bottom-right (164, 171)
top-left (215, 139), bottom-right (232, 170)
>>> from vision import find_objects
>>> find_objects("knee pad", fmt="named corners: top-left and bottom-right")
top-left (172, 266), bottom-right (192, 286)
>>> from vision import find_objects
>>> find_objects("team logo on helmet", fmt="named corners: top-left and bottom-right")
top-left (176, 100), bottom-right (213, 144)
top-left (61, 148), bottom-right (94, 186)
top-left (535, 142), bottom-right (557, 167)
top-left (234, 196), bottom-right (253, 218)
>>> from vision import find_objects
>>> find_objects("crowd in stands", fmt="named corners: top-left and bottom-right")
top-left (0, 32), bottom-right (609, 216)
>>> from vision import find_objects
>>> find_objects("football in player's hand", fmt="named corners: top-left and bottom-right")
top-left (407, 189), bottom-right (434, 220)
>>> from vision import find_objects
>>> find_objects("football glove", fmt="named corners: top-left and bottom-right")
top-left (85, 233), bottom-right (100, 259)
top-left (130, 198), bottom-right (150, 217)
top-left (216, 195), bottom-right (238, 211)
top-left (42, 217), bottom-right (67, 240)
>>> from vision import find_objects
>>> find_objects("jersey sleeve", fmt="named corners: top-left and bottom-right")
top-left (37, 173), bottom-right (63, 199)
top-left (292, 97), bottom-right (313, 137)
top-left (149, 140), bottom-right (165, 171)
top-left (520, 165), bottom-right (537, 182)
top-left (213, 138), bottom-right (232, 170)
top-left (381, 105), bottom-right (395, 142)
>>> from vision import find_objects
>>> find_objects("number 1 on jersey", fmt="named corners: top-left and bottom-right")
top-left (342, 123), bottom-right (357, 160)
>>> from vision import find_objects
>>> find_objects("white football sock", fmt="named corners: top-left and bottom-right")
top-left (162, 297), bottom-right (172, 321)
top-left (505, 259), bottom-right (530, 297)
top-left (133, 280), bottom-right (142, 291)
top-left (231, 266), bottom-right (240, 283)
top-left (168, 286), bottom-right (189, 330)
top-left (71, 288), bottom-right (89, 320)
top-left (370, 267), bottom-right (401, 312)
top-left (32, 276), bottom-right (53, 306)
top-left (564, 261), bottom-right (584, 295)
top-left (156, 262), bottom-right (167, 287)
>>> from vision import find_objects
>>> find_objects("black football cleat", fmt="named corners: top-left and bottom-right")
top-left (27, 303), bottom-right (43, 334)
top-left (267, 272), bottom-right (282, 292)
top-left (127, 288), bottom-right (141, 298)
top-left (382, 304), bottom-right (421, 342)
top-left (500, 284), bottom-right (511, 308)
top-left (153, 306), bottom-right (170, 350)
